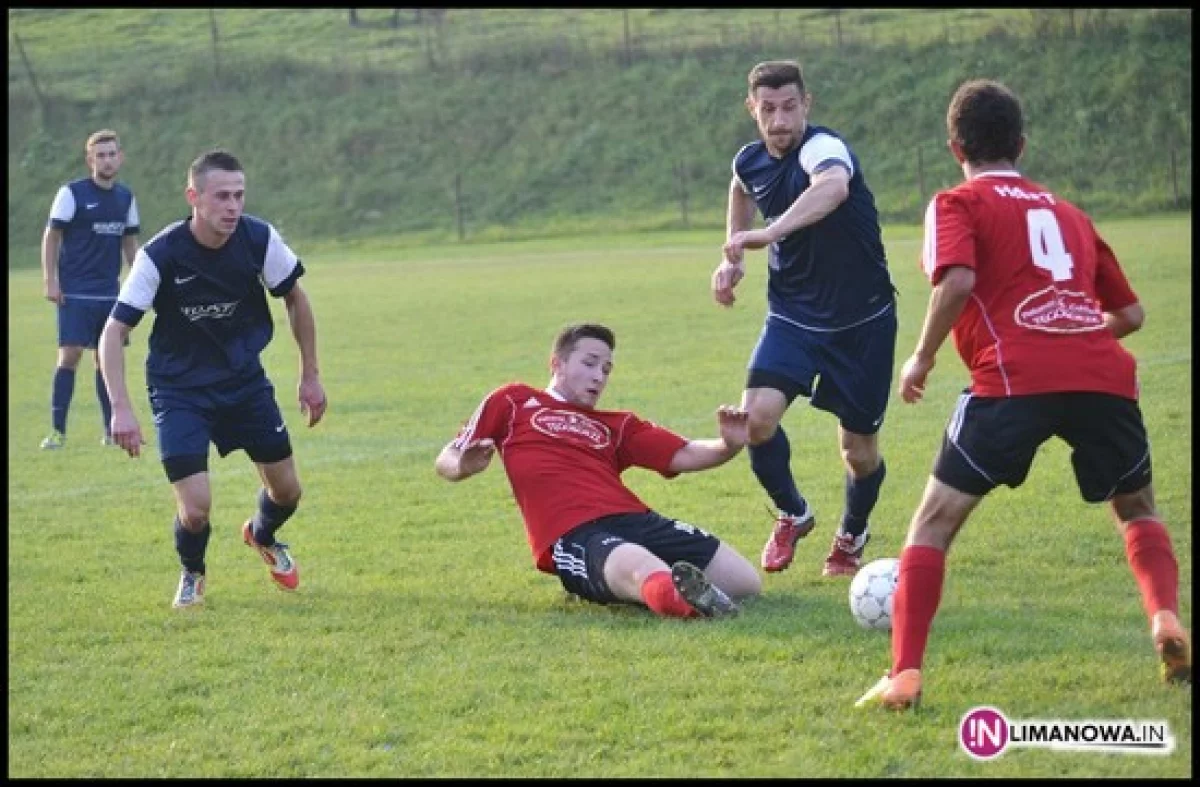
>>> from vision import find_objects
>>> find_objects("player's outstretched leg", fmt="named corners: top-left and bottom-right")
top-left (670, 561), bottom-right (739, 618)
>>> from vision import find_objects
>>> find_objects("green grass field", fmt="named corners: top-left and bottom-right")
top-left (7, 216), bottom-right (1191, 777)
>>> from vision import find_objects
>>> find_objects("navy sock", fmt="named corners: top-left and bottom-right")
top-left (748, 426), bottom-right (808, 517)
top-left (841, 458), bottom-right (887, 538)
top-left (51, 367), bottom-right (76, 434)
top-left (174, 517), bottom-right (211, 575)
top-left (251, 487), bottom-right (297, 547)
top-left (95, 369), bottom-right (113, 436)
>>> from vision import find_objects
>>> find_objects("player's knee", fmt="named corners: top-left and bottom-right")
top-left (57, 347), bottom-right (83, 369)
top-left (1110, 484), bottom-right (1157, 525)
top-left (746, 417), bottom-right (779, 446)
top-left (177, 503), bottom-right (211, 531)
top-left (840, 446), bottom-right (879, 477)
top-left (271, 482), bottom-right (302, 510)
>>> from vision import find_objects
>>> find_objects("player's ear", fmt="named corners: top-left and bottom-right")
top-left (744, 94), bottom-right (756, 117)
top-left (185, 185), bottom-right (199, 208)
top-left (947, 139), bottom-right (966, 164)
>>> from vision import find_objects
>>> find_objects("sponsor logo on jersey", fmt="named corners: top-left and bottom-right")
top-left (181, 301), bottom-right (238, 322)
top-left (529, 408), bottom-right (612, 449)
top-left (1013, 286), bottom-right (1105, 333)
top-left (91, 221), bottom-right (126, 236)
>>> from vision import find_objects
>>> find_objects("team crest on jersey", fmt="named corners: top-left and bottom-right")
top-left (530, 408), bottom-right (612, 449)
top-left (1013, 286), bottom-right (1105, 333)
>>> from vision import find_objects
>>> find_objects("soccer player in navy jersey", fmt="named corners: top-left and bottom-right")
top-left (435, 323), bottom-right (761, 619)
top-left (711, 61), bottom-right (896, 578)
top-left (40, 129), bottom-right (140, 450)
top-left (856, 80), bottom-right (1190, 710)
top-left (99, 149), bottom-right (327, 609)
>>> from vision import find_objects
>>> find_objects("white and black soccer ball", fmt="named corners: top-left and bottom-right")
top-left (849, 557), bottom-right (899, 631)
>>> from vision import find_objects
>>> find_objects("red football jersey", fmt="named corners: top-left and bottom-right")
top-left (452, 382), bottom-right (688, 573)
top-left (921, 171), bottom-right (1139, 398)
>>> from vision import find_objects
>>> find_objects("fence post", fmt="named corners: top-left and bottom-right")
top-left (916, 145), bottom-right (926, 211)
top-left (209, 10), bottom-right (221, 81)
top-left (676, 159), bottom-right (690, 229)
top-left (622, 9), bottom-right (632, 67)
top-left (12, 31), bottom-right (50, 121)
top-left (1170, 145), bottom-right (1179, 207)
top-left (454, 172), bottom-right (465, 241)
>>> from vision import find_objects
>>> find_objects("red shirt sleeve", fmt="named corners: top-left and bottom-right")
top-left (615, 414), bottom-right (688, 478)
top-left (1091, 230), bottom-right (1139, 312)
top-left (452, 383), bottom-right (519, 448)
top-left (921, 189), bottom-right (976, 286)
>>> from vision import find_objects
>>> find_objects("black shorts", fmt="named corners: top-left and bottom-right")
top-left (551, 511), bottom-right (722, 604)
top-left (934, 391), bottom-right (1152, 503)
top-left (746, 307), bottom-right (897, 435)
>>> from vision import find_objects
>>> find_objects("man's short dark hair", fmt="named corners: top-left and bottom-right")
top-left (553, 323), bottom-right (615, 360)
top-left (947, 79), bottom-right (1024, 165)
top-left (748, 60), bottom-right (806, 95)
top-left (188, 149), bottom-right (244, 190)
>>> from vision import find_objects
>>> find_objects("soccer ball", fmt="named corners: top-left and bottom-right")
top-left (849, 557), bottom-right (899, 630)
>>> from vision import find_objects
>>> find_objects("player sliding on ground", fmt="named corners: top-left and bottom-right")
top-left (856, 79), bottom-right (1191, 711)
top-left (435, 323), bottom-right (762, 618)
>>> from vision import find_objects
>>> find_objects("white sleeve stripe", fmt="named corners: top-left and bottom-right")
top-left (116, 249), bottom-right (161, 311)
top-left (799, 133), bottom-right (854, 178)
top-left (262, 224), bottom-right (300, 290)
top-left (126, 196), bottom-right (140, 227)
top-left (49, 186), bottom-right (75, 222)
top-left (921, 199), bottom-right (938, 278)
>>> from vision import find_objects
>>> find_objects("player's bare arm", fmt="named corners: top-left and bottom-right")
top-left (282, 282), bottom-right (326, 427)
top-left (725, 165), bottom-right (850, 260)
top-left (98, 316), bottom-right (144, 457)
top-left (899, 265), bottom-right (975, 404)
top-left (435, 438), bottom-right (495, 481)
top-left (711, 178), bottom-right (757, 307)
top-left (1104, 303), bottom-right (1145, 339)
top-left (121, 234), bottom-right (139, 271)
top-left (41, 226), bottom-right (65, 305)
top-left (667, 405), bottom-right (750, 473)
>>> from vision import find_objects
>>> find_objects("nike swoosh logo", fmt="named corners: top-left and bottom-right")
top-left (275, 423), bottom-right (286, 433)
top-left (85, 203), bottom-right (99, 209)
top-left (752, 184), bottom-right (767, 193)
top-left (174, 274), bottom-right (198, 285)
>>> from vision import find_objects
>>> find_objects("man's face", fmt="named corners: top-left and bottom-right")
top-left (87, 141), bottom-right (122, 182)
top-left (187, 169), bottom-right (245, 238)
top-left (747, 84), bottom-right (810, 157)
top-left (551, 337), bottom-right (613, 409)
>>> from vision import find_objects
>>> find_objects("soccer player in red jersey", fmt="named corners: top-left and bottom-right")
top-left (435, 323), bottom-right (762, 618)
top-left (856, 79), bottom-right (1190, 710)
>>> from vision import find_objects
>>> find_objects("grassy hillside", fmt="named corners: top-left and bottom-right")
top-left (7, 9), bottom-right (1191, 259)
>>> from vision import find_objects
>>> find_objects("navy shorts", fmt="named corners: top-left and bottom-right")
top-left (551, 511), bottom-right (722, 604)
top-left (934, 391), bottom-right (1152, 502)
top-left (58, 297), bottom-right (116, 348)
top-left (149, 372), bottom-right (292, 480)
top-left (746, 307), bottom-right (897, 435)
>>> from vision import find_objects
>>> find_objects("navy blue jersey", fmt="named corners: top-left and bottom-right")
top-left (732, 124), bottom-right (893, 330)
top-left (112, 215), bottom-right (304, 389)
top-left (47, 177), bottom-right (140, 298)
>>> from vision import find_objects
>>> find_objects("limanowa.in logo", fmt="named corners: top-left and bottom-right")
top-left (959, 706), bottom-right (1175, 760)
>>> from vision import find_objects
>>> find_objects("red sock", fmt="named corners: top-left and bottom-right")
top-left (892, 545), bottom-right (947, 675)
top-left (1123, 518), bottom-right (1178, 619)
top-left (640, 571), bottom-right (698, 618)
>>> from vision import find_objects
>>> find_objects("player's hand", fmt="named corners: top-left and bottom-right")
top-left (44, 280), bottom-right (64, 305)
top-left (459, 438), bottom-right (496, 475)
top-left (299, 375), bottom-right (327, 427)
top-left (711, 258), bottom-right (745, 307)
top-left (898, 353), bottom-right (936, 404)
top-left (716, 405), bottom-right (750, 449)
top-left (110, 406), bottom-right (145, 458)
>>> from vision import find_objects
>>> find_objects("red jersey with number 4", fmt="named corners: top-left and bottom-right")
top-left (452, 382), bottom-right (688, 573)
top-left (921, 171), bottom-right (1140, 399)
